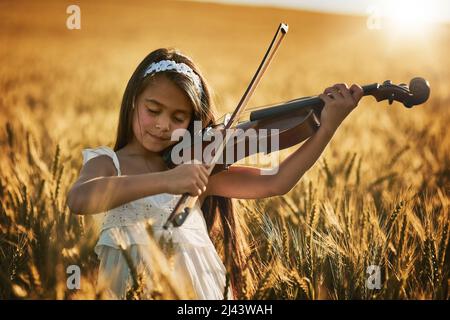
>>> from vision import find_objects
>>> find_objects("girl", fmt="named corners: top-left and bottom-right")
top-left (67, 48), bottom-right (363, 300)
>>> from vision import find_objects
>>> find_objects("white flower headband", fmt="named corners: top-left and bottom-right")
top-left (142, 59), bottom-right (203, 95)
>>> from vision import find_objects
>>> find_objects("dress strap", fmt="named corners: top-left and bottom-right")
top-left (82, 146), bottom-right (122, 176)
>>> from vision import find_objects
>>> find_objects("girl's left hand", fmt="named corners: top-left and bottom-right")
top-left (318, 83), bottom-right (364, 134)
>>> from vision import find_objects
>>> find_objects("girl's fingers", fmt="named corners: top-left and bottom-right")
top-left (194, 180), bottom-right (206, 195)
top-left (319, 93), bottom-right (333, 104)
top-left (188, 180), bottom-right (203, 196)
top-left (334, 83), bottom-right (349, 90)
top-left (199, 165), bottom-right (210, 181)
top-left (350, 84), bottom-right (364, 102)
top-left (324, 87), bottom-right (344, 100)
top-left (195, 166), bottom-right (208, 188)
top-left (199, 170), bottom-right (209, 187)
top-left (323, 87), bottom-right (335, 98)
top-left (190, 189), bottom-right (202, 197)
top-left (333, 83), bottom-right (353, 102)
top-left (202, 163), bottom-right (211, 173)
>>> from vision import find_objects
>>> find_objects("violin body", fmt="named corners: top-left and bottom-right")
top-left (165, 106), bottom-right (320, 174)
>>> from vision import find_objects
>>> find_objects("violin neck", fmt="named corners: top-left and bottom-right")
top-left (249, 83), bottom-right (379, 121)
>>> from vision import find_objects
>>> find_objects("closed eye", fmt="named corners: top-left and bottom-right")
top-left (147, 108), bottom-right (159, 114)
top-left (173, 117), bottom-right (185, 123)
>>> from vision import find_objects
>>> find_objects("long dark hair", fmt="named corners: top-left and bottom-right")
top-left (113, 48), bottom-right (252, 298)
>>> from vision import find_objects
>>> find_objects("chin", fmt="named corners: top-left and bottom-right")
top-left (147, 138), bottom-right (173, 152)
top-left (143, 143), bottom-right (165, 153)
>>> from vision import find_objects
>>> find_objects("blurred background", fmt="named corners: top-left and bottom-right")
top-left (0, 0), bottom-right (448, 299)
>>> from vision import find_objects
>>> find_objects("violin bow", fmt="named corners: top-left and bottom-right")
top-left (163, 22), bottom-right (289, 229)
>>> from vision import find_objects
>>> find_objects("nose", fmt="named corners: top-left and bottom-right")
top-left (156, 117), bottom-right (170, 132)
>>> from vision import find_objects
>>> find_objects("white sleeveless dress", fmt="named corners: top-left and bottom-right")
top-left (81, 146), bottom-right (232, 300)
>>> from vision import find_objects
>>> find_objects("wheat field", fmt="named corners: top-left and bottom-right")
top-left (0, 0), bottom-right (449, 299)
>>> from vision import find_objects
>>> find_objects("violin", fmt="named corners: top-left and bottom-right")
top-left (163, 23), bottom-right (430, 229)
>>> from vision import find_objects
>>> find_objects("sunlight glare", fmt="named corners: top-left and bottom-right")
top-left (382, 0), bottom-right (438, 34)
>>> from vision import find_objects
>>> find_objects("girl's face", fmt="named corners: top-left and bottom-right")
top-left (132, 75), bottom-right (193, 153)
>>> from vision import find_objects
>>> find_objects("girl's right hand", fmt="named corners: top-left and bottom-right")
top-left (164, 163), bottom-right (210, 196)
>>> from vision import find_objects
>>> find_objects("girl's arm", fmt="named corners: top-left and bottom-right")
top-left (205, 83), bottom-right (364, 199)
top-left (67, 156), bottom-right (168, 215)
top-left (67, 156), bottom-right (209, 215)
top-left (205, 124), bottom-right (334, 199)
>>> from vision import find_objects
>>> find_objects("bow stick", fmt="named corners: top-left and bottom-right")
top-left (163, 23), bottom-right (289, 229)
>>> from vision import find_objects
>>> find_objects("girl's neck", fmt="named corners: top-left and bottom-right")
top-left (121, 139), bottom-right (162, 162)
top-left (118, 141), bottom-right (169, 174)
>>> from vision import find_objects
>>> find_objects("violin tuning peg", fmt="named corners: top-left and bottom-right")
top-left (388, 93), bottom-right (394, 105)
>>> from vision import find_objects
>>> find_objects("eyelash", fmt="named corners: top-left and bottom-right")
top-left (147, 108), bottom-right (159, 114)
top-left (147, 108), bottom-right (184, 123)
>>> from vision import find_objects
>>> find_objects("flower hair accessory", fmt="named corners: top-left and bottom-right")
top-left (143, 59), bottom-right (203, 95)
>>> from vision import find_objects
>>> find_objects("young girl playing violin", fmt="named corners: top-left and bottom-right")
top-left (67, 48), bottom-right (363, 299)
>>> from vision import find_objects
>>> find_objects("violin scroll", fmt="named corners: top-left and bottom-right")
top-left (370, 77), bottom-right (430, 108)
top-left (408, 77), bottom-right (431, 107)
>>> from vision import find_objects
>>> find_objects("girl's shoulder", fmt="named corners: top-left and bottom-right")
top-left (82, 145), bottom-right (115, 164)
top-left (81, 145), bottom-right (120, 176)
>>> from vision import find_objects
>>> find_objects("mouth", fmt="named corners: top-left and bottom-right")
top-left (147, 131), bottom-right (170, 142)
